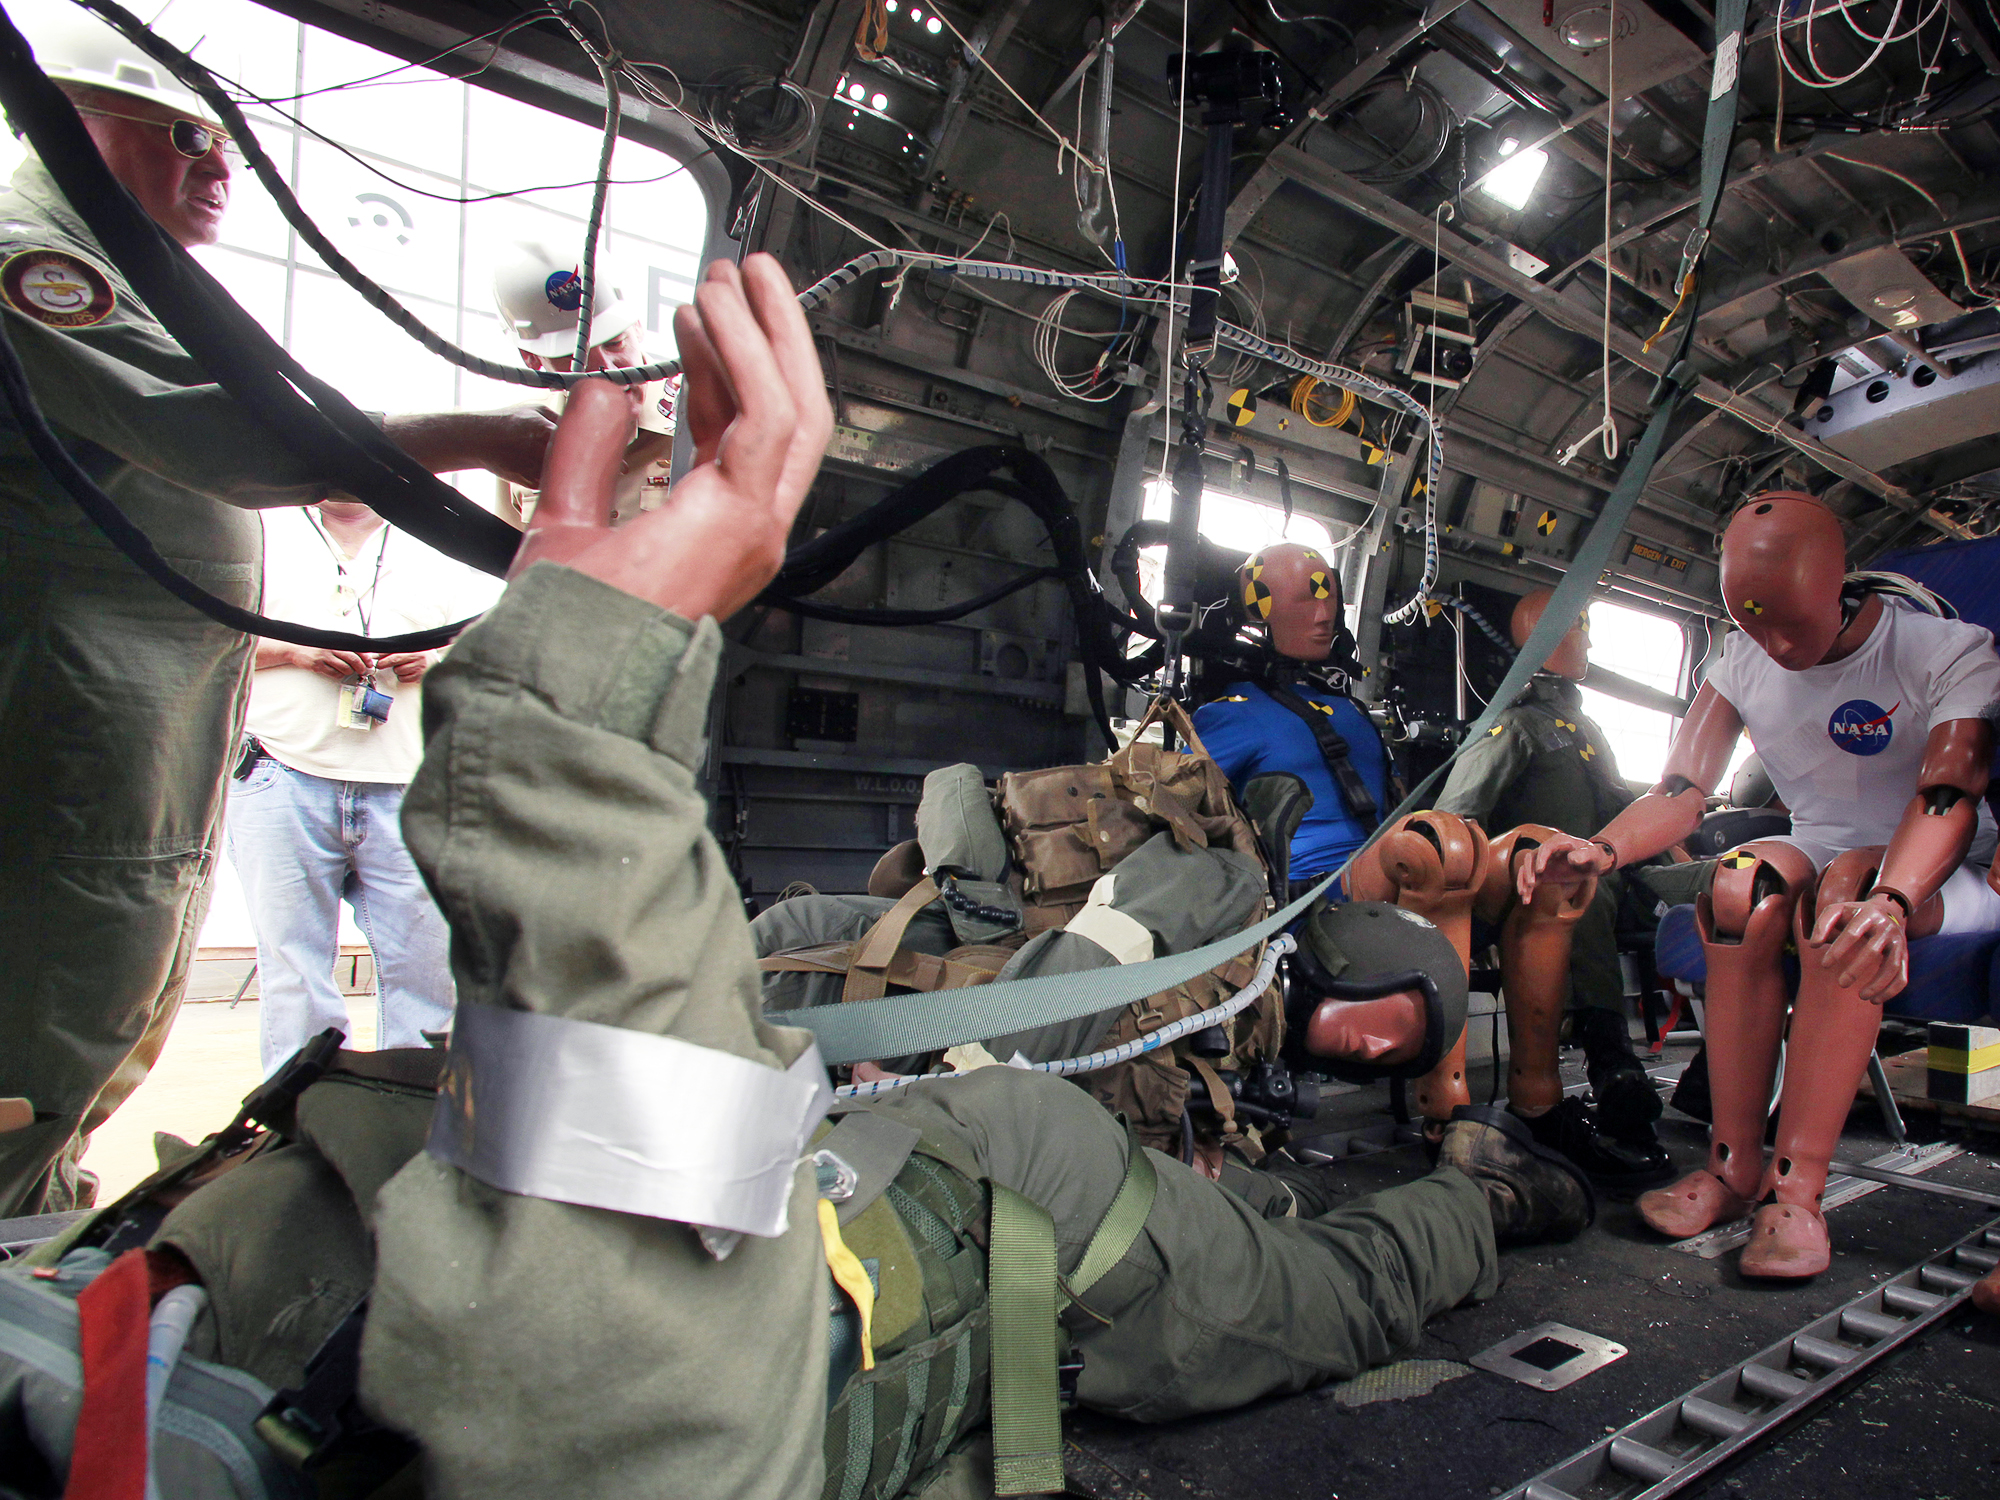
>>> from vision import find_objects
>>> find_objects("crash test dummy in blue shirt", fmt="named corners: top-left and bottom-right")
top-left (1193, 542), bottom-right (1391, 884)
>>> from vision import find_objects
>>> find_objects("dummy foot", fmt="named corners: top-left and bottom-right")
top-left (1514, 1097), bottom-right (1672, 1194)
top-left (1738, 1201), bottom-right (1831, 1279)
top-left (1637, 1169), bottom-right (1749, 1239)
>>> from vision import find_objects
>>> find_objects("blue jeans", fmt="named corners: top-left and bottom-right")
top-left (226, 757), bottom-right (454, 1073)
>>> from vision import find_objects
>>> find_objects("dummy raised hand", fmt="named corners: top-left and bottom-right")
top-left (509, 254), bottom-right (833, 621)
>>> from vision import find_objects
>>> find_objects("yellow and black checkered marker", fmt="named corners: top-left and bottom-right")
top-left (1741, 598), bottom-right (1764, 615)
top-left (1309, 570), bottom-right (1332, 599)
top-left (1555, 718), bottom-right (1577, 732)
top-left (1309, 701), bottom-right (1335, 716)
top-left (1722, 850), bottom-right (1760, 870)
top-left (1243, 561), bottom-right (1274, 619)
top-left (1226, 388), bottom-right (1257, 426)
top-left (1535, 510), bottom-right (1558, 536)
top-left (1580, 743), bottom-right (1596, 762)
top-left (1488, 723), bottom-right (1505, 737)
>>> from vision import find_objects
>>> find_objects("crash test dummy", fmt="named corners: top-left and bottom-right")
top-left (1194, 550), bottom-right (1652, 1190)
top-left (0, 255), bottom-right (1602, 1498)
top-left (1429, 588), bottom-right (1674, 1189)
top-left (0, 10), bottom-right (554, 1217)
top-left (1520, 491), bottom-right (2000, 1277)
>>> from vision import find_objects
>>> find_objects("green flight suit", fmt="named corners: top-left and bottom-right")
top-left (1433, 675), bottom-right (1633, 1012)
top-left (0, 158), bottom-right (327, 1214)
top-left (359, 564), bottom-right (1499, 1499)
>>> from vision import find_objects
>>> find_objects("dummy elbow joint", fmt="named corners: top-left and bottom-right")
top-left (1656, 775), bottom-right (1698, 798)
top-left (1922, 785), bottom-right (1970, 816)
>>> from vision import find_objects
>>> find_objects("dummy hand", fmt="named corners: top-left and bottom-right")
top-left (1515, 832), bottom-right (1612, 906)
top-left (374, 650), bottom-right (437, 683)
top-left (1809, 893), bottom-right (1910, 1005)
top-left (509, 254), bottom-right (833, 621)
top-left (259, 641), bottom-right (375, 679)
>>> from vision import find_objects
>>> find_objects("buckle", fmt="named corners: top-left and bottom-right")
top-left (1058, 1349), bottom-right (1086, 1409)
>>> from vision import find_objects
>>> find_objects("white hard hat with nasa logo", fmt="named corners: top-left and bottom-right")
top-left (492, 241), bottom-right (639, 357)
top-left (16, 7), bottom-right (220, 125)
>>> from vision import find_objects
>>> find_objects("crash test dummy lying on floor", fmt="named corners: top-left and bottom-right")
top-left (332, 256), bottom-right (1603, 1500)
top-left (1518, 491), bottom-right (2000, 1279)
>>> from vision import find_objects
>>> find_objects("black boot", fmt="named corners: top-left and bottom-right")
top-left (1440, 1105), bottom-right (1595, 1244)
top-left (1513, 1095), bottom-right (1674, 1193)
top-left (1669, 1044), bottom-right (1713, 1123)
top-left (1574, 1007), bottom-right (1664, 1142)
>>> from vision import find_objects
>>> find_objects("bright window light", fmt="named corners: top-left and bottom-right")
top-left (1482, 146), bottom-right (1548, 211)
top-left (1135, 481), bottom-right (1339, 605)
top-left (1578, 600), bottom-right (1686, 785)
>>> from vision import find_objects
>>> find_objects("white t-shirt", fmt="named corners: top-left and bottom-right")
top-left (246, 509), bottom-right (504, 783)
top-left (1706, 601), bottom-right (2000, 866)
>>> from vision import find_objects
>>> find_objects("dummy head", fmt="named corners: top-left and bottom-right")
top-left (1240, 543), bottom-right (1340, 661)
top-left (1719, 491), bottom-right (1849, 670)
top-left (1510, 587), bottom-right (1589, 680)
top-left (1288, 902), bottom-right (1467, 1082)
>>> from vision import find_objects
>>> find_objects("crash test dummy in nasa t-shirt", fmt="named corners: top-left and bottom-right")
top-left (1516, 491), bottom-right (2000, 1280)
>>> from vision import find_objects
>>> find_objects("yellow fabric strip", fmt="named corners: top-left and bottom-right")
top-left (819, 1198), bottom-right (876, 1371)
top-left (1926, 1042), bottom-right (2000, 1075)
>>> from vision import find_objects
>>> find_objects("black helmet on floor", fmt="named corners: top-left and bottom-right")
top-left (1283, 899), bottom-right (1467, 1085)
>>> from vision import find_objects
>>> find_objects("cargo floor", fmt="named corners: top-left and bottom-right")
top-left (1064, 1044), bottom-right (2000, 1500)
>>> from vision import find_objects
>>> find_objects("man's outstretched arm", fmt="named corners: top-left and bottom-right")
top-left (359, 256), bottom-right (839, 1500)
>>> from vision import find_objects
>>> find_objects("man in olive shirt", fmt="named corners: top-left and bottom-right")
top-left (0, 12), bottom-right (549, 1214)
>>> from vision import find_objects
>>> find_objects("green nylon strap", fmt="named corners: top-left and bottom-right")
top-left (987, 1185), bottom-right (1064, 1496)
top-left (790, 873), bottom-right (1333, 1066)
top-left (1661, 0), bottom-right (1751, 382)
top-left (1066, 1126), bottom-right (1158, 1303)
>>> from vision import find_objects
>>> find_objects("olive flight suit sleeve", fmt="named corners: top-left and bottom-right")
top-left (2, 300), bottom-right (331, 509)
top-left (1431, 711), bottom-right (1534, 824)
top-left (359, 564), bottom-right (830, 1500)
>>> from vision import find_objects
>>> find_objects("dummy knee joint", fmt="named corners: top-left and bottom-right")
top-left (1371, 812), bottom-right (1488, 906)
top-left (1704, 847), bottom-right (1801, 946)
top-left (1480, 823), bottom-right (1597, 923)
top-left (1795, 846), bottom-right (1887, 941)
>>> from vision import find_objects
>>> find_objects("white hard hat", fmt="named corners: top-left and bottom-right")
top-left (493, 241), bottom-right (640, 357)
top-left (17, 6), bottom-right (218, 123)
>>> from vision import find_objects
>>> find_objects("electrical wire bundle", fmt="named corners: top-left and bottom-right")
top-left (1776, 0), bottom-right (1949, 92)
top-left (1032, 288), bottom-right (1130, 402)
top-left (1341, 75), bottom-right (1457, 186)
top-left (689, 65), bottom-right (817, 159)
top-left (1289, 375), bottom-right (1355, 427)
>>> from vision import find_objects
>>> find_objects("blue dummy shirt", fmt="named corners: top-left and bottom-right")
top-left (1193, 680), bottom-right (1391, 879)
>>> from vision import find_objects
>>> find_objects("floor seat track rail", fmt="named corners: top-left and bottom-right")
top-left (1501, 1216), bottom-right (2000, 1500)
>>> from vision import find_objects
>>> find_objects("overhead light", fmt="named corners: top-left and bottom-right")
top-left (1498, 135), bottom-right (1520, 158)
top-left (926, 15), bottom-right (942, 32)
top-left (1482, 147), bottom-right (1548, 211)
top-left (1221, 251), bottom-right (1240, 284)
top-left (886, 0), bottom-right (897, 8)
top-left (847, 82), bottom-right (865, 100)
top-left (1556, 4), bottom-right (1614, 50)
top-left (871, 91), bottom-right (888, 110)
top-left (910, 6), bottom-right (923, 18)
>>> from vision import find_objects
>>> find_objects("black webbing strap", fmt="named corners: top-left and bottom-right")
top-left (0, 2), bottom-right (520, 578)
top-left (1261, 681), bottom-right (1380, 823)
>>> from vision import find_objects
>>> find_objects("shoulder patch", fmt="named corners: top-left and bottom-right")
top-left (2, 248), bottom-right (116, 328)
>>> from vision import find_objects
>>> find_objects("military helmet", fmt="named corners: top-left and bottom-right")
top-left (492, 241), bottom-right (640, 357)
top-left (1284, 899), bottom-right (1467, 1084)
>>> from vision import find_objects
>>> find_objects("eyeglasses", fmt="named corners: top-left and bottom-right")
top-left (75, 106), bottom-right (232, 160)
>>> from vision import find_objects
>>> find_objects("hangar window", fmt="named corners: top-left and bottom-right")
top-left (1133, 480), bottom-right (1346, 607)
top-left (1578, 601), bottom-right (1687, 785)
top-left (1, 0), bottom-right (708, 498)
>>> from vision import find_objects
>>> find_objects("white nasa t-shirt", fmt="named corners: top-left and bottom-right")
top-left (1706, 601), bottom-right (2000, 868)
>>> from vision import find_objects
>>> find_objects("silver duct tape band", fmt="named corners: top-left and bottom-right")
top-left (426, 1004), bottom-right (834, 1238)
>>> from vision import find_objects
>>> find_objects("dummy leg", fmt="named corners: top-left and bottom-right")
top-left (1481, 828), bottom-right (1670, 1190)
top-left (1350, 813), bottom-right (1489, 1121)
top-left (1638, 841), bottom-right (1812, 1238)
top-left (1740, 847), bottom-right (1918, 1279)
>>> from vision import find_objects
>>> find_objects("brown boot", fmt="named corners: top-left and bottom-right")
top-left (1440, 1104), bottom-right (1595, 1244)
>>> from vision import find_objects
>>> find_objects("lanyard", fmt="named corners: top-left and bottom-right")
top-left (305, 512), bottom-right (388, 637)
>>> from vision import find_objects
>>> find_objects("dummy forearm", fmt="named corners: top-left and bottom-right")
top-left (362, 563), bottom-right (828, 1500)
top-left (1872, 719), bottom-right (1992, 914)
top-left (1588, 784), bottom-right (1707, 868)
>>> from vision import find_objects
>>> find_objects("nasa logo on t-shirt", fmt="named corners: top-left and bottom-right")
top-left (1827, 698), bottom-right (1900, 757)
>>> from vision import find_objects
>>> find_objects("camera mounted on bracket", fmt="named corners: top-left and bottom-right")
top-left (1169, 47), bottom-right (1286, 129)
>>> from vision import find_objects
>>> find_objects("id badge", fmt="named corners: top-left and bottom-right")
top-left (337, 674), bottom-right (394, 731)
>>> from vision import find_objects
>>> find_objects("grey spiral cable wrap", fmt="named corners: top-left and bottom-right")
top-left (1442, 596), bottom-right (1513, 651)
